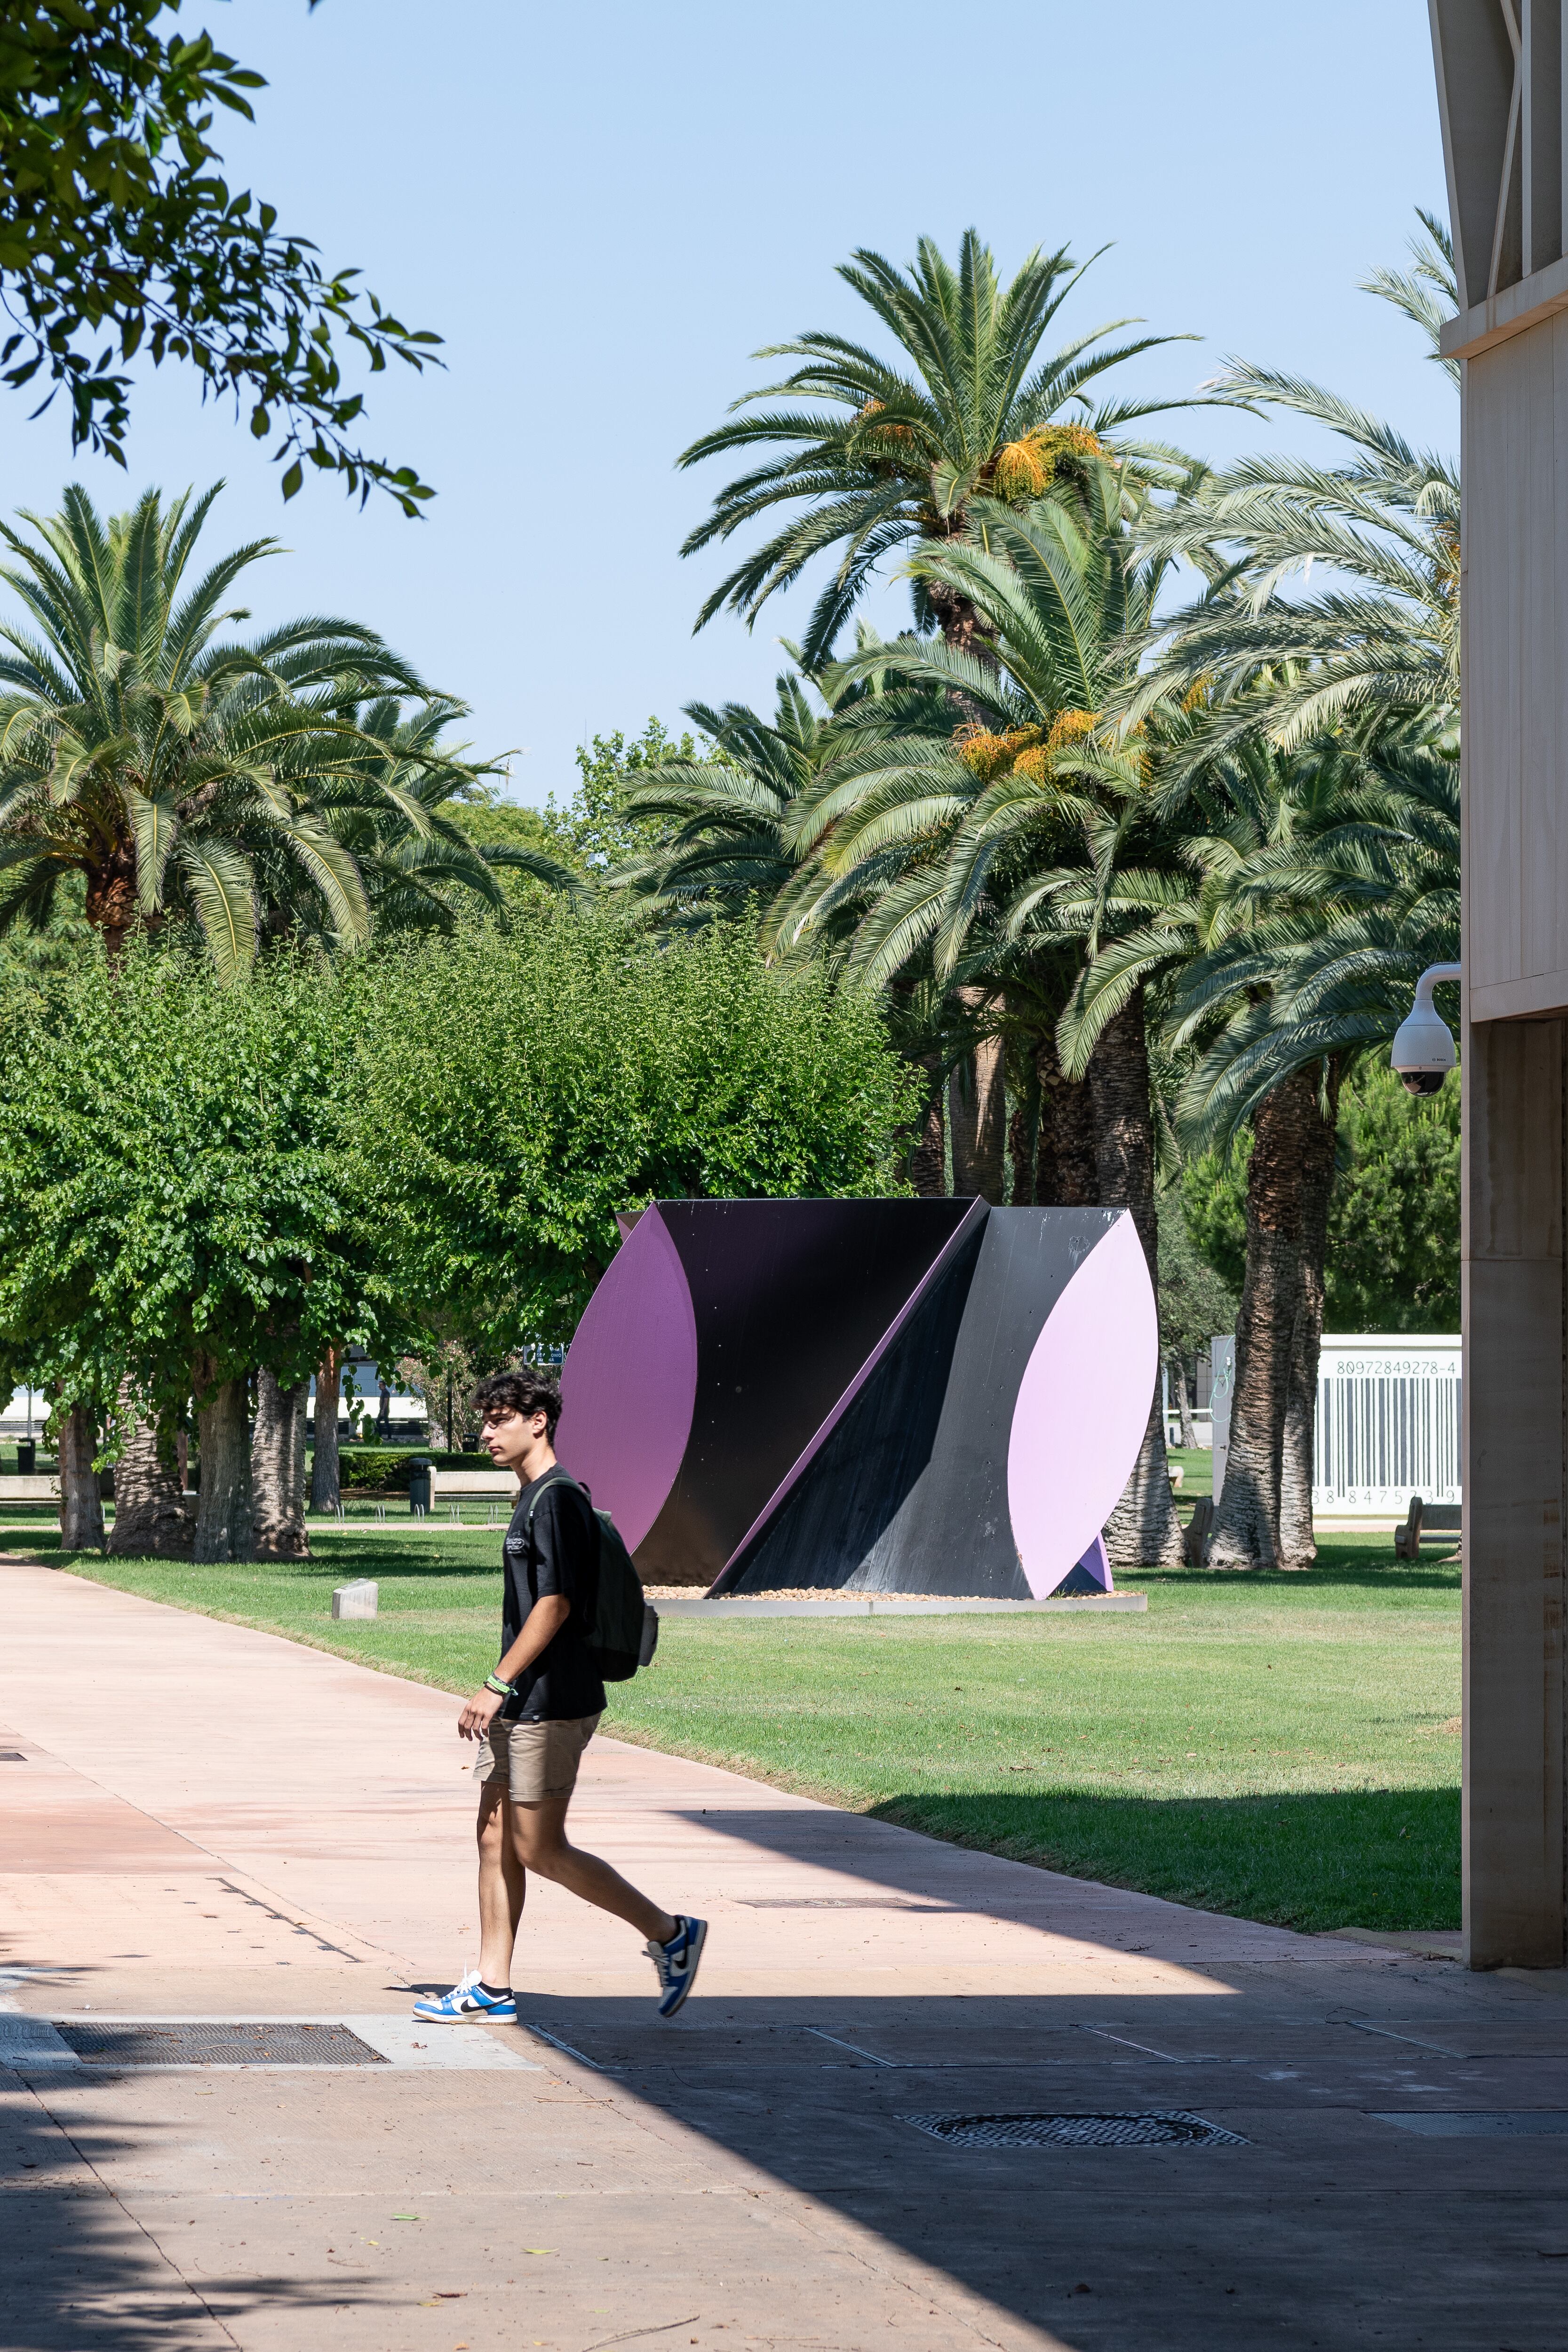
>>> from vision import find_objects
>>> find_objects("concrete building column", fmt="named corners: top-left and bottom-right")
top-left (1464, 1016), bottom-right (1567, 1967)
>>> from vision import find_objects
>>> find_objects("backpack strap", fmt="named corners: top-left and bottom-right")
top-left (523, 1463), bottom-right (581, 1528)
top-left (520, 1467), bottom-right (597, 1617)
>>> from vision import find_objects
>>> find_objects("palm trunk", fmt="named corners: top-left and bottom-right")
top-left (908, 1084), bottom-right (947, 1196)
top-left (948, 990), bottom-right (1005, 1202)
top-left (1035, 1031), bottom-right (1098, 1206)
top-left (310, 1342), bottom-right (342, 1511)
top-left (1172, 1354), bottom-right (1199, 1450)
top-left (1207, 1067), bottom-right (1330, 1570)
top-left (1277, 1065), bottom-right (1339, 1569)
top-left (1087, 994), bottom-right (1185, 1569)
top-left (253, 1370), bottom-right (310, 1559)
top-left (193, 1359), bottom-right (253, 1564)
top-left (83, 834), bottom-right (143, 968)
top-left (1008, 1090), bottom-right (1036, 1205)
top-left (106, 1383), bottom-right (193, 1558)
top-left (58, 1402), bottom-right (104, 1550)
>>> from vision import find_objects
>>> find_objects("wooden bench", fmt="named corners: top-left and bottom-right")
top-left (1394, 1497), bottom-right (1462, 1558)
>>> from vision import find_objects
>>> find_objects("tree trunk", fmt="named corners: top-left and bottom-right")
top-left (253, 1370), bottom-right (310, 1560)
top-left (58, 1402), bottom-right (104, 1550)
top-left (1172, 1354), bottom-right (1199, 1450)
top-left (193, 1361), bottom-right (253, 1565)
top-left (106, 1383), bottom-right (193, 1558)
top-left (1008, 1090), bottom-right (1036, 1205)
top-left (908, 1080), bottom-right (947, 1196)
top-left (310, 1342), bottom-right (342, 1511)
top-left (1087, 994), bottom-right (1185, 1569)
top-left (83, 833), bottom-right (144, 967)
top-left (1277, 1065), bottom-right (1339, 1569)
top-left (1004, 1003), bottom-right (1039, 1205)
top-left (1035, 1031), bottom-right (1098, 1206)
top-left (948, 991), bottom-right (1005, 1202)
top-left (1207, 1067), bottom-right (1332, 1571)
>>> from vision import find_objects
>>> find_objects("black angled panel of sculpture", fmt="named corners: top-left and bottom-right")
top-left (554, 1199), bottom-right (1157, 1598)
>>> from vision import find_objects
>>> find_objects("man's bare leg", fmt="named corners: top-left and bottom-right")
top-left (506, 1796), bottom-right (677, 1947)
top-left (476, 1785), bottom-right (528, 1986)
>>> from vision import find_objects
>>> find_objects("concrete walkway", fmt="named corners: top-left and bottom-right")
top-left (1, 1558), bottom-right (1563, 2352)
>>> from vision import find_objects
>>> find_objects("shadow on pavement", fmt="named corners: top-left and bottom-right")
top-left (512, 1982), bottom-right (1568, 2351)
top-left (668, 1788), bottom-right (1461, 1939)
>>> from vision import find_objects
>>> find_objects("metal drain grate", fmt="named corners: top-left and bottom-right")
top-left (903, 2110), bottom-right (1247, 2149)
top-left (55, 2021), bottom-right (388, 2067)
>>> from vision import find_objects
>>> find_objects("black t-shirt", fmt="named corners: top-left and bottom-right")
top-left (499, 1470), bottom-right (606, 1724)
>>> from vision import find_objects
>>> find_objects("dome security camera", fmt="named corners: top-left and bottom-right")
top-left (1391, 961), bottom-right (1461, 1097)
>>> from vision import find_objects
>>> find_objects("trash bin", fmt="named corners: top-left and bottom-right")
top-left (17, 1440), bottom-right (35, 1474)
top-left (407, 1459), bottom-right (432, 1515)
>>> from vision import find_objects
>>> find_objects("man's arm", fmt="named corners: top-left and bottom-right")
top-left (457, 1595), bottom-right (570, 1740)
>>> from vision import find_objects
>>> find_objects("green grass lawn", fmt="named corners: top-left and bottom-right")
top-left (6, 1512), bottom-right (1458, 1936)
top-left (1168, 1443), bottom-right (1214, 1502)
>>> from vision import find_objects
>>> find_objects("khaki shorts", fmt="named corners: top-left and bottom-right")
top-left (474, 1713), bottom-right (601, 1804)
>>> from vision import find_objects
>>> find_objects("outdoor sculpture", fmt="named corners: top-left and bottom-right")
top-left (554, 1199), bottom-right (1157, 1598)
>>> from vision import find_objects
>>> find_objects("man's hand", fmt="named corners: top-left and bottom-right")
top-left (458, 1688), bottom-right (504, 1742)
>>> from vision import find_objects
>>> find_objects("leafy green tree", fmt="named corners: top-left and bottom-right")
top-left (350, 901), bottom-right (917, 1358)
top-left (678, 227), bottom-right (1212, 661)
top-left (0, 3), bottom-right (439, 510)
top-left (550, 721), bottom-right (700, 872)
top-left (454, 720), bottom-right (696, 890)
top-left (1328, 1064), bottom-right (1460, 1331)
top-left (1157, 1197), bottom-right (1238, 1443)
top-left (0, 483), bottom-right (442, 976)
top-left (1182, 1064), bottom-right (1459, 1337)
top-left (0, 940), bottom-right (403, 1557)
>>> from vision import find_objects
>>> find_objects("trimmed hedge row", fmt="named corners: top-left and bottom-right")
top-left (312, 1445), bottom-right (488, 1493)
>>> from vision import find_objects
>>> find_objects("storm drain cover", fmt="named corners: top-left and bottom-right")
top-left (903, 2110), bottom-right (1247, 2149)
top-left (55, 2021), bottom-right (388, 2067)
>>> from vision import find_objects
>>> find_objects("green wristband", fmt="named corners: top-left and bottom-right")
top-left (484, 1674), bottom-right (512, 1698)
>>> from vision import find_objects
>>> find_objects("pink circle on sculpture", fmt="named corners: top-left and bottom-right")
top-left (1006, 1212), bottom-right (1158, 1597)
top-left (556, 1207), bottom-right (698, 1551)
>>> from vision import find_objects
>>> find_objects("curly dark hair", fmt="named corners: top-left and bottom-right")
top-left (471, 1368), bottom-right (562, 1439)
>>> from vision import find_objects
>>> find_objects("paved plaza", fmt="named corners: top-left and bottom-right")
top-left (0, 1556), bottom-right (1563, 2350)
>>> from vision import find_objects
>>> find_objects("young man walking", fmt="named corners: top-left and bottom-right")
top-left (414, 1369), bottom-right (706, 2025)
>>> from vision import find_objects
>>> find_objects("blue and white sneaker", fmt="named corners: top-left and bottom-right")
top-left (412, 1968), bottom-right (517, 2025)
top-left (647, 1916), bottom-right (707, 2018)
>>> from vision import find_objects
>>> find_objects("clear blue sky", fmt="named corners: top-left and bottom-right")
top-left (4, 0), bottom-right (1450, 806)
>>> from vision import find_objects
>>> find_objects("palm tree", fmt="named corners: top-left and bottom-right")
top-left (1130, 214), bottom-right (1458, 773)
top-left (308, 696), bottom-right (585, 943)
top-left (1110, 216), bottom-right (1461, 1567)
top-left (0, 483), bottom-right (440, 977)
top-left (1068, 724), bottom-right (1366, 1569)
top-left (1103, 724), bottom-right (1454, 1574)
top-left (678, 227), bottom-right (1214, 664)
top-left (780, 467), bottom-right (1188, 1563)
top-left (606, 666), bottom-right (834, 930)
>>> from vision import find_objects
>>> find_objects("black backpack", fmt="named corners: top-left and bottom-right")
top-left (524, 1468), bottom-right (658, 1683)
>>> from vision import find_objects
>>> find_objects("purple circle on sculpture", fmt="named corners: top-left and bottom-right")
top-left (1006, 1212), bottom-right (1159, 1597)
top-left (556, 1207), bottom-right (698, 1551)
